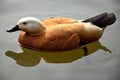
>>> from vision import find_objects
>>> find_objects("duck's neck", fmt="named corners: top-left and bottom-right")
top-left (25, 30), bottom-right (45, 36)
top-left (25, 24), bottom-right (46, 36)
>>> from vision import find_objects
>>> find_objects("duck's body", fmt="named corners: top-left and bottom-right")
top-left (18, 21), bottom-right (102, 51)
top-left (7, 12), bottom-right (116, 51)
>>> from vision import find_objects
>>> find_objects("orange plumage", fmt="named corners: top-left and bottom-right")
top-left (7, 13), bottom-right (116, 51)
top-left (18, 17), bottom-right (102, 51)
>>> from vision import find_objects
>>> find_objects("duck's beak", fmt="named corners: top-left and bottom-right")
top-left (6, 25), bottom-right (20, 32)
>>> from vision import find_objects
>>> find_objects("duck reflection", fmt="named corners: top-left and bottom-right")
top-left (5, 41), bottom-right (111, 67)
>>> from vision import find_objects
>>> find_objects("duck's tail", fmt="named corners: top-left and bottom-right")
top-left (82, 12), bottom-right (116, 28)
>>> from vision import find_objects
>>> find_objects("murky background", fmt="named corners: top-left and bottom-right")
top-left (0, 0), bottom-right (120, 80)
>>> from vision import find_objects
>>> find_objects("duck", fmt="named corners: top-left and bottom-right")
top-left (7, 12), bottom-right (116, 51)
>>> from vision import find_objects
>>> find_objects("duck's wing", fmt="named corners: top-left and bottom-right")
top-left (44, 27), bottom-right (80, 51)
top-left (62, 33), bottom-right (80, 50)
top-left (82, 12), bottom-right (116, 28)
top-left (42, 17), bottom-right (77, 27)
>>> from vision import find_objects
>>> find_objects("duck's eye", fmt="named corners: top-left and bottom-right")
top-left (23, 22), bottom-right (27, 25)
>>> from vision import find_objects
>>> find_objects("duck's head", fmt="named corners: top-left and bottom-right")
top-left (7, 17), bottom-right (46, 35)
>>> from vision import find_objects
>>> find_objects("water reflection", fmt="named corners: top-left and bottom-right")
top-left (5, 41), bottom-right (111, 67)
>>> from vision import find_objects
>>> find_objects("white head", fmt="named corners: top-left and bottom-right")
top-left (7, 17), bottom-right (46, 35)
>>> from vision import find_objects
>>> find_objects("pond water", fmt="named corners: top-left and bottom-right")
top-left (0, 0), bottom-right (120, 80)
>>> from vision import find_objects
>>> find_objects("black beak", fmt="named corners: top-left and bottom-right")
top-left (6, 25), bottom-right (20, 32)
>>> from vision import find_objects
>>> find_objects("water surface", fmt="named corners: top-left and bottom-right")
top-left (0, 0), bottom-right (120, 80)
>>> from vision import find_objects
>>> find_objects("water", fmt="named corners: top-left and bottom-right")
top-left (0, 0), bottom-right (120, 80)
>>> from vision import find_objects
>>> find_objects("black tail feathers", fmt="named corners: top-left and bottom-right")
top-left (82, 12), bottom-right (116, 28)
